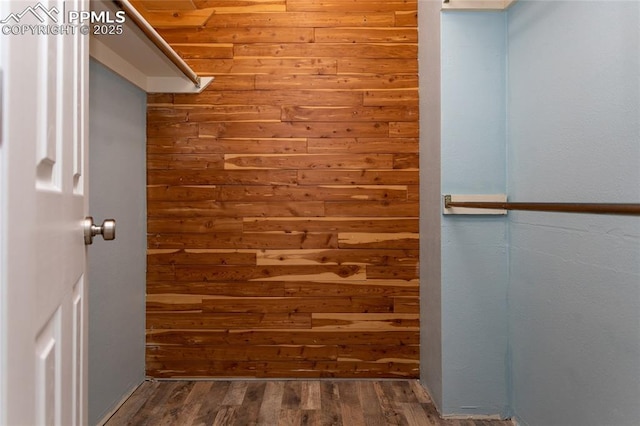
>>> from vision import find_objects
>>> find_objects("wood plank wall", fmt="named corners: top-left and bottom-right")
top-left (139, 0), bottom-right (419, 379)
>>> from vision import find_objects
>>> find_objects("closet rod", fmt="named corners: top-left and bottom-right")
top-left (443, 195), bottom-right (640, 216)
top-left (113, 0), bottom-right (201, 88)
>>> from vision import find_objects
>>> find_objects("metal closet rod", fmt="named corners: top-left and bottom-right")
top-left (443, 195), bottom-right (640, 216)
top-left (113, 0), bottom-right (201, 88)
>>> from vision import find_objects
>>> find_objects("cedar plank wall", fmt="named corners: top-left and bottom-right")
top-left (139, 0), bottom-right (419, 378)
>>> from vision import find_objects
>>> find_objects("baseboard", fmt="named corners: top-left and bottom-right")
top-left (95, 381), bottom-right (144, 426)
top-left (442, 414), bottom-right (506, 420)
top-left (149, 377), bottom-right (412, 382)
top-left (413, 381), bottom-right (510, 422)
top-left (510, 416), bottom-right (525, 426)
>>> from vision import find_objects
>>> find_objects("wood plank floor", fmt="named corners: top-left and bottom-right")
top-left (105, 380), bottom-right (512, 426)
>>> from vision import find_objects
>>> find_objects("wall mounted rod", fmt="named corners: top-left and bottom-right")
top-left (443, 195), bottom-right (640, 216)
top-left (113, 0), bottom-right (201, 88)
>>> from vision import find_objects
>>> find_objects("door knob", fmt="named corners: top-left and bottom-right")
top-left (84, 216), bottom-right (116, 245)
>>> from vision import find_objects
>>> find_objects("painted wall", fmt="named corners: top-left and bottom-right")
top-left (507, 2), bottom-right (640, 425)
top-left (425, 2), bottom-right (639, 421)
top-left (440, 11), bottom-right (509, 417)
top-left (88, 60), bottom-right (147, 425)
top-left (418, 0), bottom-right (443, 410)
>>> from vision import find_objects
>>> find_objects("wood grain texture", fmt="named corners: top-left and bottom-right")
top-left (143, 0), bottom-right (419, 379)
top-left (105, 380), bottom-right (514, 425)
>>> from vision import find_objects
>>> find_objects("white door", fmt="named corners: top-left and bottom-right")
top-left (0, 0), bottom-right (89, 424)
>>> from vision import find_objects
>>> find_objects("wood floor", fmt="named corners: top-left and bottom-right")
top-left (105, 380), bottom-right (512, 426)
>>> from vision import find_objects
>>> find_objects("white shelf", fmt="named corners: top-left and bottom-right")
top-left (442, 0), bottom-right (516, 11)
top-left (89, 0), bottom-right (213, 93)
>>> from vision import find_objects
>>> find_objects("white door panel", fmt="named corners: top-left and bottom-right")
top-left (0, 1), bottom-right (89, 424)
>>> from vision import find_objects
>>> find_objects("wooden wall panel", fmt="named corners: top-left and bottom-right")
top-left (141, 0), bottom-right (419, 379)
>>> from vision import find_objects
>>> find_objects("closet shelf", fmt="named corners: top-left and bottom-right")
top-left (442, 0), bottom-right (517, 11)
top-left (90, 0), bottom-right (213, 93)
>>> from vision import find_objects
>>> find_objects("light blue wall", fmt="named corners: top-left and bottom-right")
top-left (507, 2), bottom-right (640, 425)
top-left (88, 60), bottom-right (147, 425)
top-left (440, 11), bottom-right (509, 417)
top-left (435, 1), bottom-right (640, 422)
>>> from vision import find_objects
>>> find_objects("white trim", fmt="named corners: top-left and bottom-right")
top-left (442, 0), bottom-right (517, 11)
top-left (0, 12), bottom-right (7, 423)
top-left (146, 76), bottom-right (214, 94)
